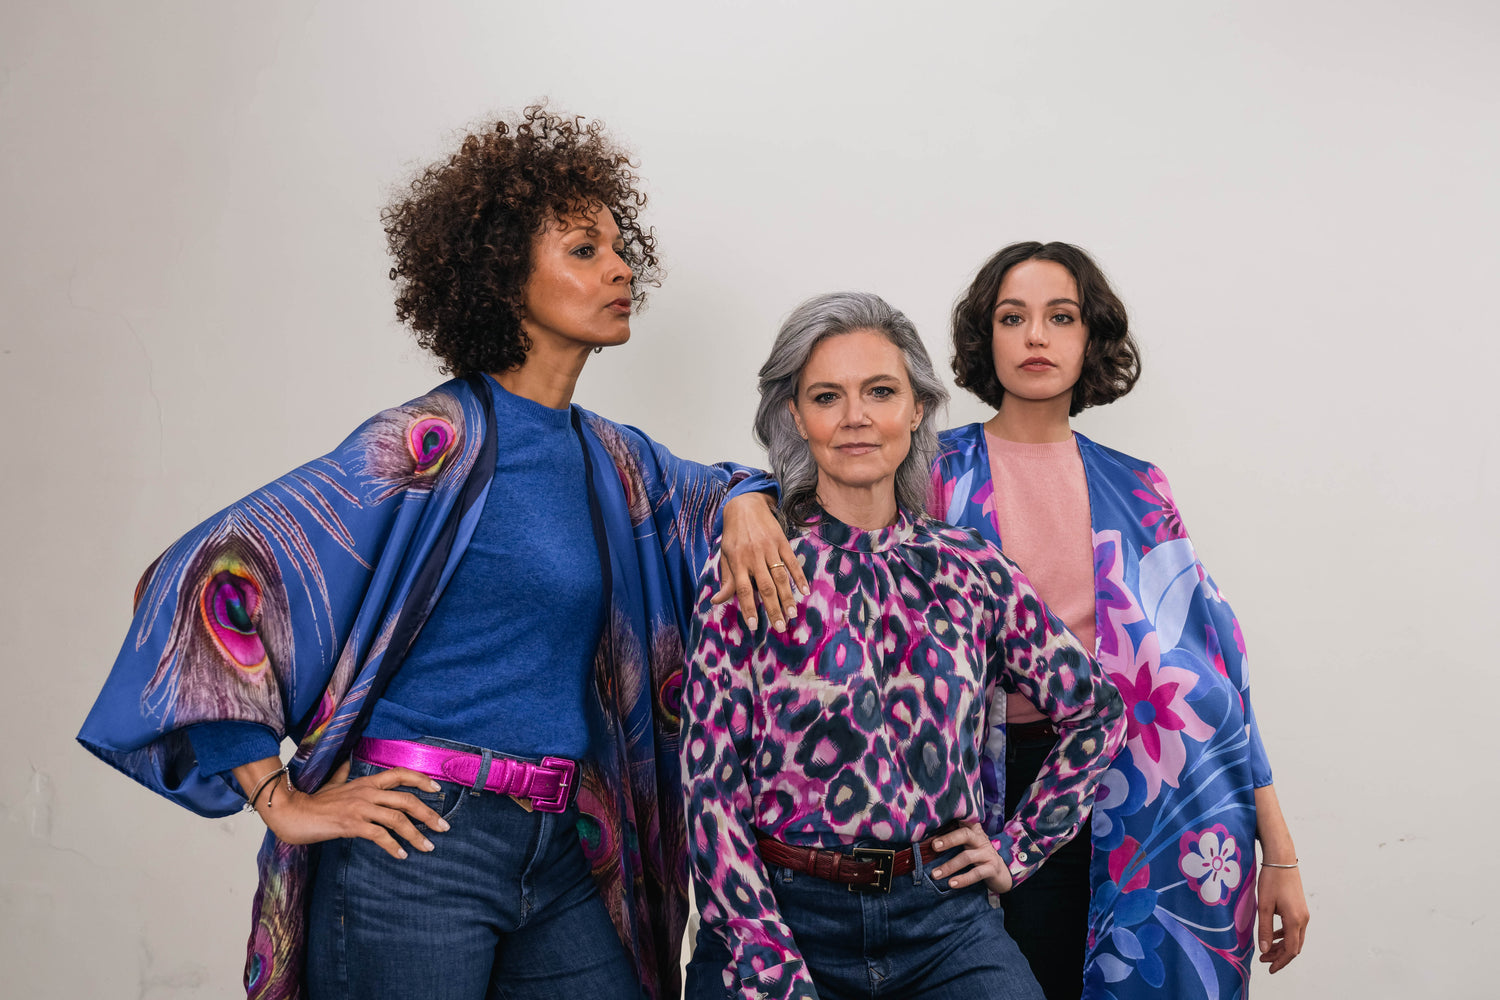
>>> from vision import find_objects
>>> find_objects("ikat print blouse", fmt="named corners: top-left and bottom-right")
top-left (682, 509), bottom-right (1127, 999)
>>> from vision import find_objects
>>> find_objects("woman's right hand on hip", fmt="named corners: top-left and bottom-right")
top-left (248, 759), bottom-right (450, 858)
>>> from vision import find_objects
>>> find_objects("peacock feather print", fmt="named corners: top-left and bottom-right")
top-left (141, 512), bottom-right (293, 730)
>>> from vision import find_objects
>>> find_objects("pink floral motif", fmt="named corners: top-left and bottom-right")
top-left (1233, 869), bottom-right (1258, 949)
top-left (1109, 632), bottom-right (1215, 804)
top-left (1132, 467), bottom-right (1187, 542)
top-left (1092, 530), bottom-right (1146, 663)
top-left (1179, 825), bottom-right (1242, 905)
top-left (1109, 835), bottom-right (1150, 892)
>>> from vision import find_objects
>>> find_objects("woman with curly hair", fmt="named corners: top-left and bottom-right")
top-left (929, 242), bottom-right (1309, 999)
top-left (78, 106), bottom-right (801, 1000)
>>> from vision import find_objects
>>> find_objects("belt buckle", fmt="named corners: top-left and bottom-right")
top-left (531, 757), bottom-right (577, 813)
top-left (849, 847), bottom-right (896, 893)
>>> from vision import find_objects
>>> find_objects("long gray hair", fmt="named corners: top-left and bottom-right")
top-left (754, 291), bottom-right (949, 527)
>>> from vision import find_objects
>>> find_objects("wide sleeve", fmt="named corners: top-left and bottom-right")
top-left (981, 548), bottom-right (1127, 885)
top-left (77, 385), bottom-right (480, 816)
top-left (682, 566), bottom-right (817, 1000)
top-left (1144, 462), bottom-right (1274, 788)
top-left (1201, 566), bottom-right (1274, 787)
top-left (590, 416), bottom-right (773, 611)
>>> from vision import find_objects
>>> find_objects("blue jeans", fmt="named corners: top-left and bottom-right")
top-left (684, 839), bottom-right (1044, 1000)
top-left (307, 757), bottom-right (638, 1000)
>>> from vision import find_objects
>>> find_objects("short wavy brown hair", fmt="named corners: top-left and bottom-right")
top-left (382, 106), bottom-right (661, 376)
top-left (951, 241), bottom-right (1141, 416)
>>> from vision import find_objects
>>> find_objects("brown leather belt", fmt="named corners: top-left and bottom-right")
top-left (755, 832), bottom-right (946, 893)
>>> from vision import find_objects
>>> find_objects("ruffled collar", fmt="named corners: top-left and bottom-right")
top-left (805, 507), bottom-right (916, 553)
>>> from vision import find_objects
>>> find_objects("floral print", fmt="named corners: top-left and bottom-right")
top-left (683, 510), bottom-right (1125, 1000)
top-left (1179, 825), bottom-right (1243, 905)
top-left (1112, 632), bottom-right (1216, 804)
top-left (929, 425), bottom-right (1275, 1000)
top-left (1131, 466), bottom-right (1187, 542)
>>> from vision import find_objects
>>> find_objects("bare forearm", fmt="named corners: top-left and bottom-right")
top-left (231, 756), bottom-right (287, 810)
top-left (1254, 784), bottom-right (1297, 863)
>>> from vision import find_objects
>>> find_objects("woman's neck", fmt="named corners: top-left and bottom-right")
top-left (490, 339), bottom-right (591, 410)
top-left (816, 479), bottom-right (899, 531)
top-left (985, 394), bottom-right (1073, 443)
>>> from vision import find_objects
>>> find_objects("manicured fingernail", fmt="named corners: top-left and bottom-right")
top-left (428, 781), bottom-right (441, 792)
top-left (934, 839), bottom-right (943, 848)
top-left (774, 619), bottom-right (785, 633)
top-left (950, 879), bottom-right (959, 888)
top-left (435, 818), bottom-right (451, 832)
top-left (397, 848), bottom-right (408, 859)
top-left (421, 839), bottom-right (434, 851)
top-left (932, 869), bottom-right (942, 878)
top-left (746, 616), bottom-right (758, 631)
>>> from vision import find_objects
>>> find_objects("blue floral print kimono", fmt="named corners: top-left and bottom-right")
top-left (928, 424), bottom-right (1274, 1000)
top-left (78, 374), bottom-right (751, 1000)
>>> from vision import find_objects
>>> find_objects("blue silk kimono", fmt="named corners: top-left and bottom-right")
top-left (79, 374), bottom-right (751, 1000)
top-left (928, 424), bottom-right (1274, 1000)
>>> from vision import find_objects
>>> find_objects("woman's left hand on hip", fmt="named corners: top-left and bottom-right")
top-left (929, 823), bottom-right (1014, 895)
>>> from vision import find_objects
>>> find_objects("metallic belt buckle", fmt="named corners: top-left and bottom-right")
top-left (849, 847), bottom-right (896, 893)
top-left (532, 757), bottom-right (577, 813)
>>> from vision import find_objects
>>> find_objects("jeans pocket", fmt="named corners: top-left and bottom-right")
top-left (922, 846), bottom-right (973, 898)
top-left (349, 759), bottom-right (467, 827)
top-left (407, 781), bottom-right (467, 827)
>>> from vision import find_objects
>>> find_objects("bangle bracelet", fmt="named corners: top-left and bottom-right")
top-left (1261, 859), bottom-right (1299, 869)
top-left (248, 765), bottom-right (289, 811)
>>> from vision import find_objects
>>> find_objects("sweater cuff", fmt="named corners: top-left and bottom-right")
top-left (186, 722), bottom-right (282, 782)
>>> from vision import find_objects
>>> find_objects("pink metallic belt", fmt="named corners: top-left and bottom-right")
top-left (354, 738), bottom-right (578, 814)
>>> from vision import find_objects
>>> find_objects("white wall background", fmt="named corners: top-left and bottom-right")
top-left (2, 1), bottom-right (1495, 996)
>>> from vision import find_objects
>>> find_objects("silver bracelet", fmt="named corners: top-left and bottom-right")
top-left (1261, 858), bottom-right (1299, 869)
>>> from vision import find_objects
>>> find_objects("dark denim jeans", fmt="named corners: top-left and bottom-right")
top-left (999, 733), bottom-right (1092, 1000)
top-left (306, 757), bottom-right (638, 1000)
top-left (685, 839), bottom-right (1044, 1000)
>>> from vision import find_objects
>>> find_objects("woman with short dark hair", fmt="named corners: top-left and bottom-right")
top-left (932, 241), bottom-right (1309, 1000)
top-left (78, 106), bottom-right (798, 1000)
top-left (682, 291), bottom-right (1126, 1000)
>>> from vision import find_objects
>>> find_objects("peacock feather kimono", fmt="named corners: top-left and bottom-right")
top-left (928, 424), bottom-right (1274, 1000)
top-left (79, 373), bottom-right (753, 1000)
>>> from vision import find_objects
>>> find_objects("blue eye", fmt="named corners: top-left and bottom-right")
top-left (813, 392), bottom-right (838, 405)
top-left (997, 314), bottom-right (1022, 326)
top-left (870, 386), bottom-right (896, 399)
top-left (1051, 313), bottom-right (1075, 325)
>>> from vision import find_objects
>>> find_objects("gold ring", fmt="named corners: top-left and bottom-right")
top-left (769, 562), bottom-right (786, 570)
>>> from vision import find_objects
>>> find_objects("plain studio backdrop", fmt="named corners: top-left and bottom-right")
top-left (2, 2), bottom-right (1495, 997)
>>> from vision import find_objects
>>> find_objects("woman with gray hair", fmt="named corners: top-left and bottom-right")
top-left (680, 292), bottom-right (1127, 1000)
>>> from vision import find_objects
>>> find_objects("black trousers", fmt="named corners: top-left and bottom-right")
top-left (998, 731), bottom-right (1093, 1000)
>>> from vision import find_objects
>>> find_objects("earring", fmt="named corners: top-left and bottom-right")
top-left (592, 346), bottom-right (603, 355)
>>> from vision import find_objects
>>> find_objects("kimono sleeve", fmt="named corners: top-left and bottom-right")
top-left (591, 415), bottom-right (771, 607)
top-left (682, 564), bottom-right (816, 1000)
top-left (77, 386), bottom-right (477, 816)
top-left (1145, 462), bottom-right (1274, 789)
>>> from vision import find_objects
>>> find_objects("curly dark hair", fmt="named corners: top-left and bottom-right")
top-left (382, 106), bottom-right (661, 376)
top-left (951, 241), bottom-right (1141, 416)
